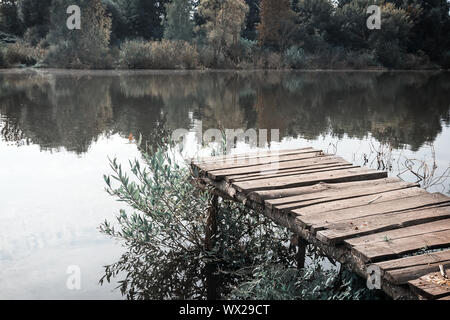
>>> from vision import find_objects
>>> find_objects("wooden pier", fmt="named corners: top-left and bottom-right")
top-left (192, 147), bottom-right (450, 300)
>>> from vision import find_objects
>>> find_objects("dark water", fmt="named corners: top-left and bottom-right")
top-left (0, 70), bottom-right (449, 299)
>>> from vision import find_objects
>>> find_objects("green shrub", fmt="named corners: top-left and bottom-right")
top-left (402, 51), bottom-right (437, 70)
top-left (99, 146), bottom-right (293, 299)
top-left (147, 40), bottom-right (176, 69)
top-left (44, 0), bottom-right (113, 69)
top-left (119, 40), bottom-right (152, 69)
top-left (266, 52), bottom-right (284, 69)
top-left (344, 50), bottom-right (379, 69)
top-left (229, 264), bottom-right (387, 300)
top-left (304, 46), bottom-right (350, 69)
top-left (3, 41), bottom-right (46, 66)
top-left (177, 41), bottom-right (199, 69)
top-left (228, 38), bottom-right (262, 68)
top-left (229, 265), bottom-right (303, 300)
top-left (239, 38), bottom-right (258, 55)
top-left (284, 46), bottom-right (306, 69)
top-left (45, 41), bottom-right (114, 69)
top-left (197, 45), bottom-right (217, 68)
top-left (120, 40), bottom-right (199, 69)
top-left (373, 40), bottom-right (406, 69)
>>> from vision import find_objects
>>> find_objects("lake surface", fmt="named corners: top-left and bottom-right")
top-left (0, 70), bottom-right (449, 299)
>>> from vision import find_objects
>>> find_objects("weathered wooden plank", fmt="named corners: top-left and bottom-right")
top-left (194, 151), bottom-right (324, 172)
top-left (387, 262), bottom-right (450, 286)
top-left (376, 249), bottom-right (450, 271)
top-left (408, 270), bottom-right (450, 299)
top-left (193, 147), bottom-right (318, 164)
top-left (348, 220), bottom-right (450, 262)
top-left (346, 218), bottom-right (450, 247)
top-left (316, 205), bottom-right (450, 244)
top-left (233, 168), bottom-right (388, 193)
top-left (375, 250), bottom-right (450, 284)
top-left (227, 164), bottom-right (357, 183)
top-left (228, 164), bottom-right (358, 183)
top-left (248, 177), bottom-right (407, 203)
top-left (278, 185), bottom-right (424, 216)
top-left (354, 229), bottom-right (450, 262)
top-left (224, 162), bottom-right (353, 182)
top-left (297, 193), bottom-right (450, 230)
top-left (207, 156), bottom-right (349, 180)
top-left (266, 180), bottom-right (416, 209)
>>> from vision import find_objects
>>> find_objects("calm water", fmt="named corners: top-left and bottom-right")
top-left (0, 70), bottom-right (449, 299)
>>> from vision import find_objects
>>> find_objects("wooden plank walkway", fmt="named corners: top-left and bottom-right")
top-left (192, 147), bottom-right (450, 300)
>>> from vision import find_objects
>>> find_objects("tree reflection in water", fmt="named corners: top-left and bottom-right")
top-left (1, 71), bottom-right (449, 155)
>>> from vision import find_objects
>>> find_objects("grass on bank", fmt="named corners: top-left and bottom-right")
top-left (0, 36), bottom-right (439, 70)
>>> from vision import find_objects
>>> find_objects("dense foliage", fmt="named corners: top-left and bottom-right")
top-left (45, 0), bottom-right (113, 68)
top-left (1, 0), bottom-right (449, 69)
top-left (99, 146), bottom-right (293, 299)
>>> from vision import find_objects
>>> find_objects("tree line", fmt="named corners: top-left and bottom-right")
top-left (0, 0), bottom-right (449, 69)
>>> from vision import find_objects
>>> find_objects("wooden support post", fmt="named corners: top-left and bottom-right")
top-left (296, 237), bottom-right (308, 269)
top-left (205, 194), bottom-right (219, 251)
top-left (205, 194), bottom-right (219, 300)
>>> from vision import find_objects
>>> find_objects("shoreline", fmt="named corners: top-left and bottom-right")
top-left (0, 67), bottom-right (448, 75)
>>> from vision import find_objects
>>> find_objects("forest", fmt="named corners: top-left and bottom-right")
top-left (0, 0), bottom-right (449, 70)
